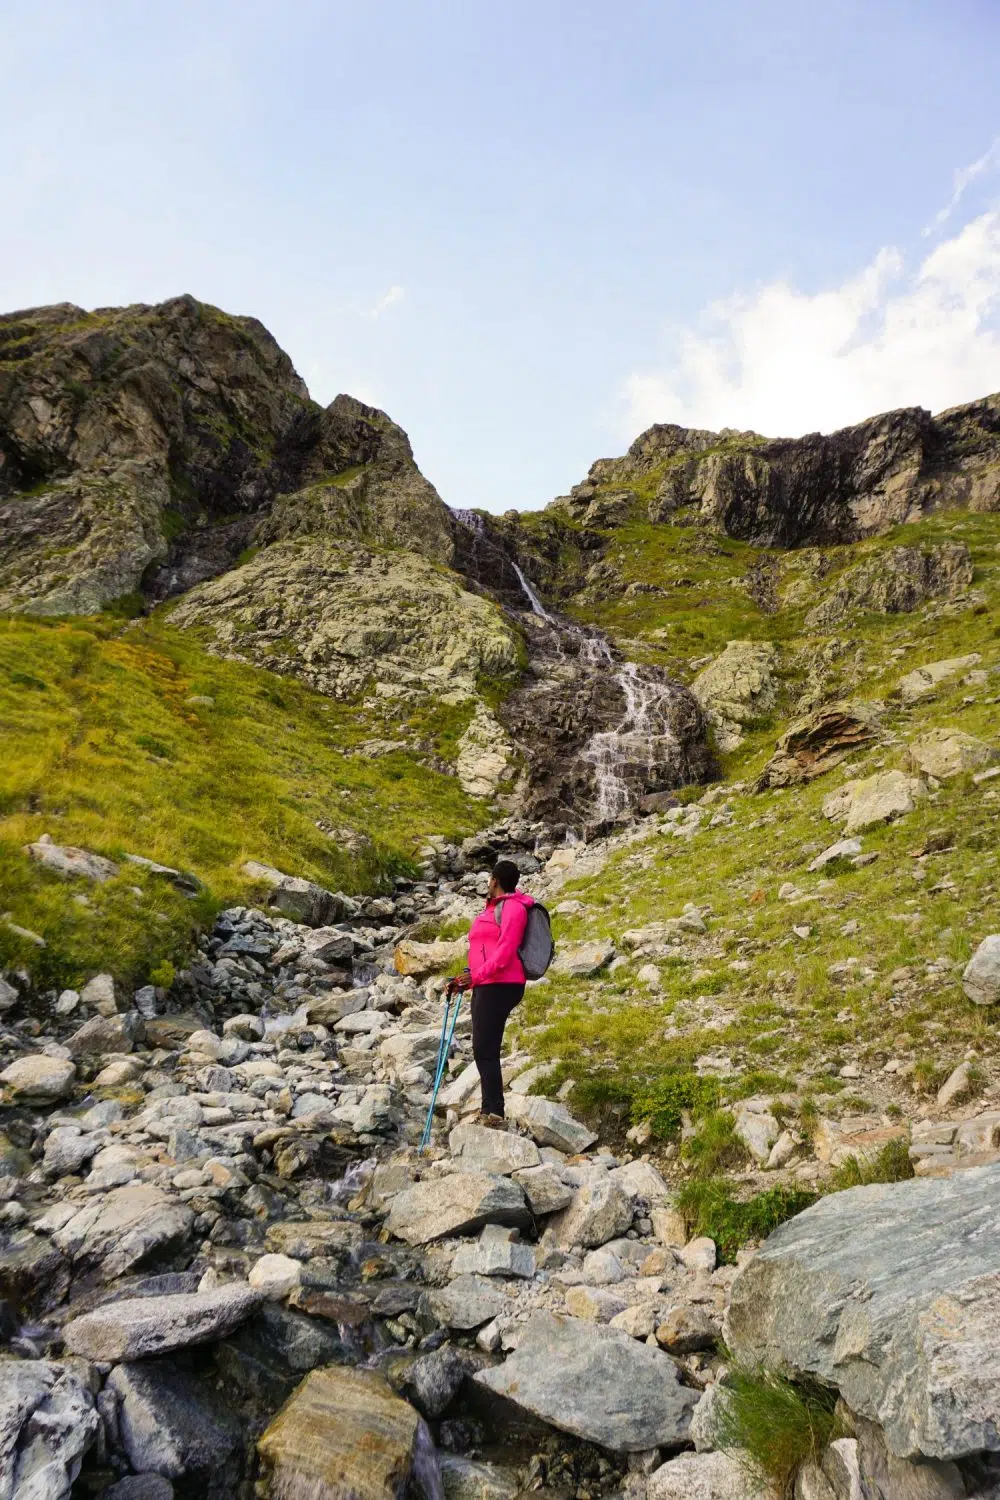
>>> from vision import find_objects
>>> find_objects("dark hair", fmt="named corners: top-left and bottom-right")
top-left (491, 859), bottom-right (520, 893)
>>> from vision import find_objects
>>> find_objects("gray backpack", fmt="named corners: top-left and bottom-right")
top-left (495, 899), bottom-right (555, 979)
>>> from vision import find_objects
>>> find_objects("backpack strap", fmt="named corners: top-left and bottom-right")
top-left (493, 896), bottom-right (508, 928)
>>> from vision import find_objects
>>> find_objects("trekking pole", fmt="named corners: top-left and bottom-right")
top-left (420, 981), bottom-right (463, 1153)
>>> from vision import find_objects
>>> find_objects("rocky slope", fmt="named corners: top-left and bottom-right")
top-left (4, 295), bottom-right (1000, 1498)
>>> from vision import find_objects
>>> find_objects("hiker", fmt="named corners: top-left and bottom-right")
top-left (455, 859), bottom-right (535, 1126)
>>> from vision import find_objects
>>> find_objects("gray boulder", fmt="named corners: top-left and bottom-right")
top-left (1, 1055), bottom-right (75, 1103)
top-left (52, 1184), bottom-right (194, 1279)
top-left (65, 1011), bottom-right (142, 1057)
top-left (385, 1173), bottom-right (529, 1246)
top-left (822, 770), bottom-right (926, 835)
top-left (511, 1164), bottom-right (573, 1216)
top-left (726, 1164), bottom-right (1000, 1461)
top-left (548, 1179), bottom-right (633, 1249)
top-left (64, 1283), bottom-right (261, 1360)
top-left (107, 1362), bottom-right (241, 1480)
top-left (449, 1123), bottom-right (540, 1174)
top-left (103, 1478), bottom-right (175, 1500)
top-left (550, 940), bottom-right (615, 978)
top-left (422, 1274), bottom-right (507, 1330)
top-left (648, 1450), bottom-right (768, 1499)
top-left (439, 1456), bottom-right (518, 1500)
top-left (504, 1095), bottom-right (597, 1154)
top-left (242, 860), bottom-right (355, 926)
top-left (0, 1360), bottom-right (99, 1500)
top-left (25, 834), bottom-right (119, 882)
top-left (963, 936), bottom-right (1000, 1006)
top-left (475, 1311), bottom-right (696, 1452)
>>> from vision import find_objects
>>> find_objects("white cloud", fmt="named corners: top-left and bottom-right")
top-left (924, 138), bottom-right (1000, 235)
top-left (620, 211), bottom-right (1000, 441)
top-left (370, 283), bottom-right (405, 318)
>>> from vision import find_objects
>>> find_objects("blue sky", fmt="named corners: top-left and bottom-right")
top-left (3, 0), bottom-right (999, 510)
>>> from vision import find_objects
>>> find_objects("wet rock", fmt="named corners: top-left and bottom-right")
top-left (648, 1450), bottom-right (768, 1499)
top-left (439, 1455), bottom-right (519, 1500)
top-left (63, 1283), bottom-right (261, 1359)
top-left (25, 833), bottom-right (119, 882)
top-left (257, 1365), bottom-right (441, 1500)
top-left (107, 1361), bottom-right (242, 1481)
top-left (726, 1164), bottom-right (1000, 1460)
top-left (822, 769), bottom-right (926, 835)
top-left (1, 1054), bottom-right (76, 1103)
top-left (404, 1344), bottom-right (470, 1419)
top-left (52, 1184), bottom-right (194, 1279)
top-left (504, 1095), bottom-right (598, 1154)
top-left (548, 1180), bottom-right (633, 1249)
top-left (0, 1229), bottom-right (71, 1312)
top-left (0, 1359), bottom-right (100, 1500)
top-left (385, 1172), bottom-right (529, 1246)
top-left (449, 1123), bottom-right (540, 1174)
top-left (423, 1274), bottom-right (507, 1330)
top-left (103, 1477), bottom-right (176, 1500)
top-left (963, 936), bottom-right (1000, 1006)
top-left (475, 1310), bottom-right (697, 1452)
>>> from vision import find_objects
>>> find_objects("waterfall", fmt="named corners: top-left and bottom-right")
top-left (510, 560), bottom-right (556, 623)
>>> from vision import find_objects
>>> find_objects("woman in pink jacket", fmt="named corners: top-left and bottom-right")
top-left (457, 859), bottom-right (534, 1126)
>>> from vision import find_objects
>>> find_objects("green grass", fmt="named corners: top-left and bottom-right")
top-left (0, 613), bottom-right (488, 991)
top-left (676, 1178), bottom-right (817, 1263)
top-left (828, 1137), bottom-right (914, 1191)
top-left (711, 1361), bottom-right (838, 1496)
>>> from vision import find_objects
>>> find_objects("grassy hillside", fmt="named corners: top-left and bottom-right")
top-left (0, 612), bottom-right (486, 991)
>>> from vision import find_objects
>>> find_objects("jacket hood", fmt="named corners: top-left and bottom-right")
top-left (498, 890), bottom-right (534, 909)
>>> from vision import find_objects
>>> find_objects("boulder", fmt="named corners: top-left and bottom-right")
top-left (1, 1054), bottom-right (75, 1103)
top-left (0, 1229), bottom-right (71, 1312)
top-left (609, 1159), bottom-right (671, 1202)
top-left (439, 1456), bottom-right (519, 1500)
top-left (655, 1305), bottom-right (718, 1354)
top-left (451, 1226), bottom-right (536, 1280)
top-left (550, 940), bottom-right (615, 977)
top-left (24, 834), bottom-right (119, 882)
top-left (403, 1345), bottom-right (470, 1420)
top-left (63, 1283), bottom-right (261, 1359)
top-left (241, 861), bottom-right (354, 926)
top-left (52, 1184), bottom-right (194, 1279)
top-left (734, 1110), bottom-right (780, 1164)
top-left (899, 655), bottom-right (981, 704)
top-left (43, 1125), bottom-right (105, 1176)
top-left (0, 1360), bottom-right (100, 1500)
top-left (822, 769), bottom-right (926, 835)
top-left (250, 1254), bottom-right (303, 1299)
top-left (107, 1362), bottom-right (241, 1481)
top-left (648, 1450), bottom-right (768, 1499)
top-left (301, 927), bottom-right (355, 965)
top-left (103, 1477), bottom-right (176, 1500)
top-left (504, 1095), bottom-right (598, 1154)
top-left (385, 1173), bottom-right (530, 1246)
top-left (123, 852), bottom-right (201, 893)
top-left (511, 1164), bottom-right (574, 1216)
top-left (257, 1366), bottom-right (440, 1500)
top-left (548, 1180), bottom-right (634, 1249)
top-left (66, 1011), bottom-right (142, 1057)
top-left (808, 838), bottom-right (863, 872)
top-left (963, 936), bottom-right (1000, 1006)
top-left (805, 544), bottom-right (973, 630)
top-left (906, 729), bottom-right (997, 780)
top-left (691, 641), bottom-right (778, 752)
top-left (80, 972), bottom-right (119, 1016)
top-left (0, 976), bottom-right (18, 1012)
top-left (449, 1123), bottom-right (541, 1174)
top-left (756, 701), bottom-right (881, 789)
top-left (422, 1274), bottom-right (507, 1330)
top-left (379, 1028), bottom-right (446, 1081)
top-left (475, 1310), bottom-right (697, 1452)
top-left (394, 938), bottom-right (467, 979)
top-left (564, 1285), bottom-right (627, 1322)
top-left (726, 1164), bottom-right (1000, 1461)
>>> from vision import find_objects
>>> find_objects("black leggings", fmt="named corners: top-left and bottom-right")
top-left (471, 982), bottom-right (525, 1116)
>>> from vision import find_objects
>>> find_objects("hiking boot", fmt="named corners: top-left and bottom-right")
top-left (477, 1112), bottom-right (507, 1130)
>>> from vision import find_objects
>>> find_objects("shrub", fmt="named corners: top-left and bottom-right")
top-left (828, 1137), bottom-right (914, 1191)
top-left (682, 1108), bottom-right (748, 1177)
top-left (712, 1361), bottom-right (838, 1495)
top-left (676, 1177), bottom-right (816, 1263)
top-left (148, 959), bottom-right (176, 989)
top-left (631, 1070), bottom-right (720, 1140)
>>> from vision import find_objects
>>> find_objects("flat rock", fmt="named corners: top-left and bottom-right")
top-left (1, 1054), bottom-right (76, 1102)
top-left (451, 1226), bottom-right (536, 1279)
top-left (25, 834), bottom-right (119, 882)
top-left (386, 1172), bottom-right (530, 1246)
top-left (52, 1184), bottom-right (194, 1279)
top-left (963, 935), bottom-right (1000, 1006)
top-left (548, 1179), bottom-right (633, 1249)
top-left (899, 655), bottom-right (981, 704)
top-left (0, 1359), bottom-right (99, 1499)
top-left (648, 1450), bottom-right (768, 1499)
top-left (449, 1123), bottom-right (540, 1174)
top-left (808, 838), bottom-right (863, 872)
top-left (822, 769), bottom-right (926, 835)
top-left (257, 1366), bottom-right (440, 1500)
top-left (423, 1274), bottom-right (507, 1329)
top-left (550, 940), bottom-right (615, 977)
top-left (726, 1163), bottom-right (1000, 1461)
top-left (63, 1283), bottom-right (261, 1359)
top-left (475, 1310), bottom-right (696, 1452)
top-left (504, 1095), bottom-right (598, 1154)
top-left (906, 728), bottom-right (997, 780)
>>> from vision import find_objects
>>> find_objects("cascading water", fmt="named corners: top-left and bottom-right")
top-left (450, 506), bottom-right (694, 821)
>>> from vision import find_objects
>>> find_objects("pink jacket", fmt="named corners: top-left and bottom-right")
top-left (467, 891), bottom-right (535, 986)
